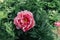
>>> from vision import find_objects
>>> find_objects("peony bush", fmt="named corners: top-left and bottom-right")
top-left (0, 0), bottom-right (60, 40)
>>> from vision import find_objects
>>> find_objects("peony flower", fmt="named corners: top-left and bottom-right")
top-left (54, 21), bottom-right (60, 27)
top-left (54, 21), bottom-right (60, 35)
top-left (14, 10), bottom-right (35, 32)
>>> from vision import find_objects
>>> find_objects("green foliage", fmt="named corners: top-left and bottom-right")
top-left (48, 10), bottom-right (58, 20)
top-left (0, 11), bottom-right (7, 19)
top-left (0, 0), bottom-right (60, 40)
top-left (4, 22), bottom-right (15, 37)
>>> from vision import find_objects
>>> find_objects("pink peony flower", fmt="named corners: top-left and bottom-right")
top-left (54, 21), bottom-right (60, 27)
top-left (14, 10), bottom-right (35, 32)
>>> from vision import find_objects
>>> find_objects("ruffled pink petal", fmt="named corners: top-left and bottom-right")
top-left (54, 21), bottom-right (60, 27)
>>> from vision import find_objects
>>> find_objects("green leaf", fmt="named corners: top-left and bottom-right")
top-left (4, 22), bottom-right (15, 37)
top-left (0, 11), bottom-right (7, 19)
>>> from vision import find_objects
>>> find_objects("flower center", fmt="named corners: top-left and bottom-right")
top-left (24, 18), bottom-right (28, 23)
